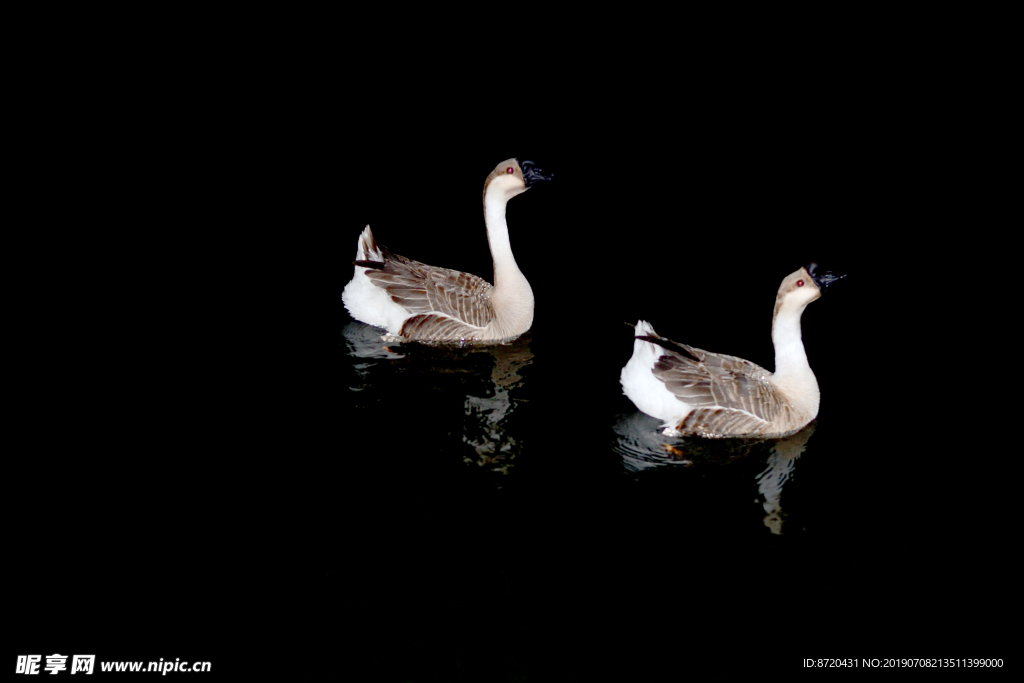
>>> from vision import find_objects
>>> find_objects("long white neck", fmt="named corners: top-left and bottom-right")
top-left (771, 301), bottom-right (817, 394)
top-left (770, 302), bottom-right (820, 421)
top-left (483, 193), bottom-right (534, 334)
top-left (484, 197), bottom-right (526, 288)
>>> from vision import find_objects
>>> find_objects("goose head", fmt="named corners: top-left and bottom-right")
top-left (773, 263), bottom-right (846, 321)
top-left (482, 158), bottom-right (553, 203)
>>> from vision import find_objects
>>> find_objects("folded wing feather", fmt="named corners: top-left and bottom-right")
top-left (361, 247), bottom-right (497, 340)
top-left (648, 334), bottom-right (789, 434)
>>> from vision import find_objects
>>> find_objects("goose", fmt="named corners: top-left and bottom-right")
top-left (620, 264), bottom-right (845, 438)
top-left (341, 158), bottom-right (552, 343)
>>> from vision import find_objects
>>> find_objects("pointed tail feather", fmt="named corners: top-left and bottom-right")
top-left (631, 321), bottom-right (701, 362)
top-left (355, 225), bottom-right (384, 262)
top-left (634, 335), bottom-right (701, 362)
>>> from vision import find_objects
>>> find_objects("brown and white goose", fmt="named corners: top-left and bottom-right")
top-left (341, 158), bottom-right (552, 343)
top-left (620, 264), bottom-right (845, 438)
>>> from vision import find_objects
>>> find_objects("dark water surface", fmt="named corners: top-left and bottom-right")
top-left (11, 123), bottom-right (1010, 680)
top-left (314, 144), bottom-right (1015, 679)
top-left (329, 240), bottom-right (1014, 680)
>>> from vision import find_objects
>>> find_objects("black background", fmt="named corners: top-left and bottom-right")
top-left (322, 77), bottom-right (1012, 678)
top-left (10, 29), bottom-right (1014, 681)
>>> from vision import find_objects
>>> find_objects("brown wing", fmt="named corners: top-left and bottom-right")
top-left (648, 336), bottom-right (788, 433)
top-left (396, 313), bottom-right (487, 340)
top-left (361, 246), bottom-right (496, 335)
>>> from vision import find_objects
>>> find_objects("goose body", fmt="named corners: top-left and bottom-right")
top-left (342, 158), bottom-right (552, 343)
top-left (620, 264), bottom-right (844, 438)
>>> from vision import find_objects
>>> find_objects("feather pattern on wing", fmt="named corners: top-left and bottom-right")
top-left (360, 242), bottom-right (497, 340)
top-left (645, 332), bottom-right (794, 437)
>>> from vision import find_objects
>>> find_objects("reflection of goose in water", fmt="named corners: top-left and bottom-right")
top-left (460, 336), bottom-right (534, 475)
top-left (341, 322), bottom-right (533, 476)
top-left (613, 410), bottom-right (763, 471)
top-left (756, 422), bottom-right (815, 535)
top-left (613, 413), bottom-right (815, 534)
top-left (342, 321), bottom-right (406, 362)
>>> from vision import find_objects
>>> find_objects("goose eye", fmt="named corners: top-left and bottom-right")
top-left (506, 167), bottom-right (514, 174)
top-left (797, 280), bottom-right (805, 287)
